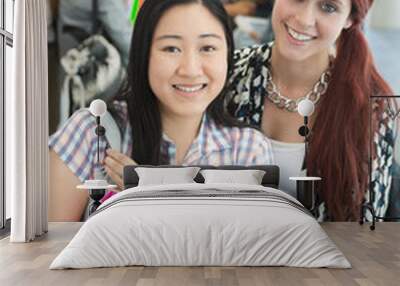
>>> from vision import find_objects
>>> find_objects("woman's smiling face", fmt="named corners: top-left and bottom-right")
top-left (272, 0), bottom-right (353, 61)
top-left (148, 3), bottom-right (228, 119)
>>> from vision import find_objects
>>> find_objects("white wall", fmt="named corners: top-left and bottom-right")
top-left (369, 0), bottom-right (400, 29)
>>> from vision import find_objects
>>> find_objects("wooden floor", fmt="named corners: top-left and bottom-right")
top-left (0, 222), bottom-right (399, 286)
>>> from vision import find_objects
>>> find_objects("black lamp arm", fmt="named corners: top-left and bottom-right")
top-left (94, 116), bottom-right (106, 164)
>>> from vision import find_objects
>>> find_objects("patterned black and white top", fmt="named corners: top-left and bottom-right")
top-left (225, 42), bottom-right (395, 220)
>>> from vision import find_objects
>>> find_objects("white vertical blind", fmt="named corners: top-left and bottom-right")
top-left (8, 0), bottom-right (48, 242)
top-left (5, 43), bottom-right (12, 220)
top-left (5, 0), bottom-right (13, 33)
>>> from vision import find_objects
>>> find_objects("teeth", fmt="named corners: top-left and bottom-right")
top-left (287, 26), bottom-right (314, 41)
top-left (173, 84), bottom-right (205, 93)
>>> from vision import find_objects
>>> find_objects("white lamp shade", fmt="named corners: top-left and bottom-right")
top-left (297, 99), bottom-right (315, 117)
top-left (89, 99), bottom-right (107, 117)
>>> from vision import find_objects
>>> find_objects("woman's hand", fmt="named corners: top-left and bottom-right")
top-left (103, 149), bottom-right (137, 190)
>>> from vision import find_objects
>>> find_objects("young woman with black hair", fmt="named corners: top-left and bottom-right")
top-left (48, 0), bottom-right (274, 221)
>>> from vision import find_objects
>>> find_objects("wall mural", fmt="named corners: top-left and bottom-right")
top-left (47, 0), bottom-right (399, 223)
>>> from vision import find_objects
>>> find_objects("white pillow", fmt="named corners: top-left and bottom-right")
top-left (135, 167), bottom-right (201, 186)
top-left (200, 169), bottom-right (266, 185)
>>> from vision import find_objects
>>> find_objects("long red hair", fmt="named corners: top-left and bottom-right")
top-left (307, 0), bottom-right (393, 220)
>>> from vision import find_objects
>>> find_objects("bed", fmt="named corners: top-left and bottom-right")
top-left (50, 165), bottom-right (350, 269)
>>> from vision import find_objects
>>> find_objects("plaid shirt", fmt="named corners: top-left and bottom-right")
top-left (49, 101), bottom-right (274, 184)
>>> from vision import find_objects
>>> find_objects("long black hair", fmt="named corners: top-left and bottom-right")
top-left (113, 0), bottom-right (241, 165)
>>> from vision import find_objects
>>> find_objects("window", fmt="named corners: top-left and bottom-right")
top-left (0, 0), bottom-right (14, 234)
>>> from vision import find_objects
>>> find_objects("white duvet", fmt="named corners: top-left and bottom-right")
top-left (50, 183), bottom-right (351, 269)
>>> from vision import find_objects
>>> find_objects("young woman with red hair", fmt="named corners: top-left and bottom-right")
top-left (226, 0), bottom-right (396, 220)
